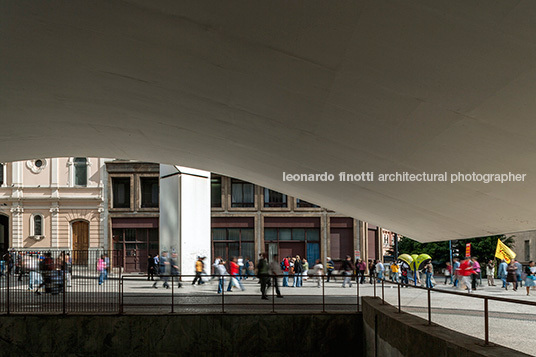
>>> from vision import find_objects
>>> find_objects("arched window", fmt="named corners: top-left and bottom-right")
top-left (31, 214), bottom-right (44, 236)
top-left (74, 157), bottom-right (87, 186)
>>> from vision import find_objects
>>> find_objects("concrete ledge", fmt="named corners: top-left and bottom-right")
top-left (362, 296), bottom-right (529, 357)
top-left (0, 313), bottom-right (363, 356)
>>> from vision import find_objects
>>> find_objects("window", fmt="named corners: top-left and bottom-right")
top-left (296, 199), bottom-right (319, 208)
top-left (0, 163), bottom-right (3, 186)
top-left (525, 240), bottom-right (531, 261)
top-left (264, 189), bottom-right (287, 208)
top-left (31, 214), bottom-right (44, 236)
top-left (212, 228), bottom-right (255, 263)
top-left (264, 227), bottom-right (320, 263)
top-left (73, 157), bottom-right (88, 186)
top-left (231, 179), bottom-right (254, 208)
top-left (140, 177), bottom-right (159, 208)
top-left (112, 177), bottom-right (131, 208)
top-left (211, 176), bottom-right (222, 207)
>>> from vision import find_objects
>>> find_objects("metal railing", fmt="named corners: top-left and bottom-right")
top-left (374, 276), bottom-right (536, 346)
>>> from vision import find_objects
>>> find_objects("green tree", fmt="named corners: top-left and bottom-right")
top-left (389, 234), bottom-right (515, 266)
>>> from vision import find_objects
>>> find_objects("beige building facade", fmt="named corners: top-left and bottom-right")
top-left (0, 158), bottom-right (108, 253)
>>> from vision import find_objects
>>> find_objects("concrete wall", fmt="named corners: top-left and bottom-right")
top-left (0, 314), bottom-right (363, 355)
top-left (361, 297), bottom-right (529, 357)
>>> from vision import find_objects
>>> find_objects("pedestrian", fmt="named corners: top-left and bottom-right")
top-left (524, 261), bottom-right (535, 296)
top-left (257, 253), bottom-right (270, 300)
top-left (153, 251), bottom-right (170, 289)
top-left (453, 258), bottom-right (460, 287)
top-left (281, 256), bottom-right (290, 286)
top-left (169, 253), bottom-right (181, 288)
top-left (237, 256), bottom-right (244, 280)
top-left (25, 254), bottom-right (41, 290)
top-left (269, 254), bottom-right (283, 298)
top-left (471, 257), bottom-right (480, 291)
top-left (289, 258), bottom-right (295, 286)
top-left (341, 255), bottom-right (354, 288)
top-left (293, 255), bottom-right (303, 287)
top-left (424, 260), bottom-right (434, 288)
top-left (313, 259), bottom-right (323, 288)
top-left (97, 254), bottom-right (107, 285)
top-left (514, 259), bottom-right (523, 288)
top-left (401, 264), bottom-right (409, 287)
top-left (211, 256), bottom-right (221, 281)
top-left (215, 259), bottom-right (228, 294)
top-left (192, 256), bottom-right (205, 286)
top-left (459, 257), bottom-right (475, 293)
top-left (390, 261), bottom-right (399, 283)
top-left (358, 259), bottom-right (366, 284)
top-left (486, 260), bottom-right (495, 286)
top-left (498, 259), bottom-right (508, 289)
top-left (326, 257), bottom-right (335, 282)
top-left (227, 257), bottom-right (245, 291)
top-left (368, 260), bottom-right (376, 284)
top-left (302, 258), bottom-right (309, 281)
top-left (147, 254), bottom-right (156, 281)
top-left (444, 262), bottom-right (452, 284)
top-left (246, 258), bottom-right (255, 280)
top-left (376, 259), bottom-right (385, 283)
top-left (506, 261), bottom-right (518, 291)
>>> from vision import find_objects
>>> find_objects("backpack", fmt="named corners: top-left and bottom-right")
top-left (280, 260), bottom-right (286, 270)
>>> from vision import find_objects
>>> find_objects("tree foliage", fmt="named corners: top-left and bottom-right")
top-left (388, 234), bottom-right (515, 266)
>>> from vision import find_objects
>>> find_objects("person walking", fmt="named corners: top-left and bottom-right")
top-left (153, 251), bottom-right (170, 289)
top-left (313, 259), bottom-right (323, 288)
top-left (498, 259), bottom-right (508, 289)
top-left (147, 254), bottom-right (156, 281)
top-left (368, 260), bottom-right (376, 284)
top-left (506, 261), bottom-right (518, 291)
top-left (169, 253), bottom-right (182, 288)
top-left (358, 260), bottom-right (367, 284)
top-left (459, 257), bottom-right (475, 293)
top-left (390, 261), bottom-right (399, 284)
top-left (424, 260), bottom-right (434, 288)
top-left (302, 258), bottom-right (309, 281)
top-left (269, 254), bottom-right (283, 298)
top-left (326, 257), bottom-right (335, 282)
top-left (97, 255), bottom-right (107, 285)
top-left (281, 256), bottom-right (290, 287)
top-left (293, 255), bottom-right (303, 287)
top-left (486, 260), bottom-right (495, 286)
top-left (227, 257), bottom-right (245, 291)
top-left (376, 260), bottom-right (385, 283)
top-left (342, 255), bottom-right (354, 288)
top-left (257, 253), bottom-right (270, 300)
top-left (471, 257), bottom-right (480, 291)
top-left (192, 256), bottom-right (205, 286)
top-left (215, 259), bottom-right (228, 294)
top-left (444, 262), bottom-right (452, 285)
top-left (237, 256), bottom-right (244, 280)
top-left (514, 259), bottom-right (523, 288)
top-left (524, 261), bottom-right (535, 296)
top-left (453, 258), bottom-right (460, 287)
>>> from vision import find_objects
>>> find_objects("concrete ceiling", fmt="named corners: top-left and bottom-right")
top-left (2, 1), bottom-right (536, 242)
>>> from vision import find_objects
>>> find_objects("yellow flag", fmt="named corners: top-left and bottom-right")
top-left (495, 239), bottom-right (516, 263)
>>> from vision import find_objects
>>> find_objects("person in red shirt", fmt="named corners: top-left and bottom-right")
top-left (458, 257), bottom-right (475, 293)
top-left (227, 257), bottom-right (245, 291)
top-left (282, 256), bottom-right (290, 287)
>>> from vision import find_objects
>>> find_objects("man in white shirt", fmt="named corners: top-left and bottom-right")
top-left (376, 260), bottom-right (385, 282)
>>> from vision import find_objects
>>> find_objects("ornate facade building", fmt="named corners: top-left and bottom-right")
top-left (0, 158), bottom-right (108, 256)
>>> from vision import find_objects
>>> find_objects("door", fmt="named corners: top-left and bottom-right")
top-left (0, 215), bottom-right (8, 255)
top-left (72, 221), bottom-right (89, 265)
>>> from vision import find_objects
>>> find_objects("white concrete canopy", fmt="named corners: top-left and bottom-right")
top-left (2, 1), bottom-right (536, 242)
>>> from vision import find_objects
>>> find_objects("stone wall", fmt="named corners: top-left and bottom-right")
top-left (362, 297), bottom-right (529, 357)
top-left (0, 313), bottom-right (363, 355)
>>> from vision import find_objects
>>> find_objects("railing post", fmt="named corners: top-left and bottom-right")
top-left (373, 275), bottom-right (376, 298)
top-left (397, 280), bottom-right (401, 313)
top-left (6, 264), bottom-right (9, 315)
top-left (221, 278), bottom-right (225, 313)
top-left (356, 274), bottom-right (360, 313)
top-left (171, 276), bottom-right (174, 314)
top-left (118, 266), bottom-right (123, 314)
top-left (62, 250), bottom-right (66, 315)
top-left (271, 276), bottom-right (275, 313)
top-left (484, 298), bottom-right (489, 345)
top-left (322, 274), bottom-right (325, 313)
top-left (427, 287), bottom-right (431, 325)
top-left (381, 278), bottom-right (385, 304)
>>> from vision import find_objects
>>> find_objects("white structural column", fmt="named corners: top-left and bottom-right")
top-left (10, 162), bottom-right (23, 248)
top-left (50, 158), bottom-right (59, 247)
top-left (159, 165), bottom-right (211, 277)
